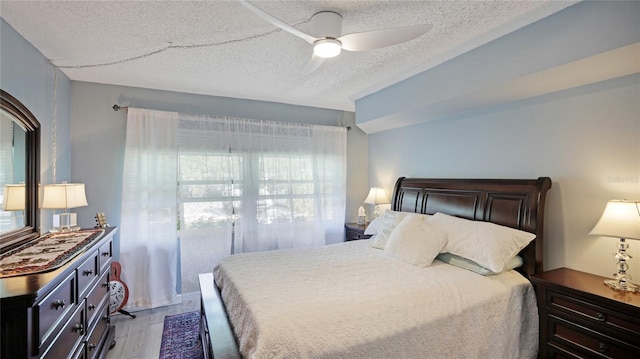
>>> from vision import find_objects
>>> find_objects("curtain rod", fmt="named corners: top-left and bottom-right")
top-left (112, 104), bottom-right (350, 130)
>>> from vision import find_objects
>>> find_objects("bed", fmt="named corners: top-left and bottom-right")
top-left (199, 176), bottom-right (552, 359)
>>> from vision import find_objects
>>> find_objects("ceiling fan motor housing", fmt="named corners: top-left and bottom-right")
top-left (311, 11), bottom-right (343, 38)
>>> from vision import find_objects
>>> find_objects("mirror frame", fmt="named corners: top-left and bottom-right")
top-left (0, 89), bottom-right (40, 253)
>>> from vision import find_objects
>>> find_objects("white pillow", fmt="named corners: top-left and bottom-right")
top-left (437, 253), bottom-right (524, 275)
top-left (364, 214), bottom-right (384, 235)
top-left (370, 210), bottom-right (408, 249)
top-left (384, 215), bottom-right (447, 267)
top-left (429, 212), bottom-right (535, 273)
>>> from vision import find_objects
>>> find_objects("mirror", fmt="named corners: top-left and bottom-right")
top-left (0, 90), bottom-right (40, 253)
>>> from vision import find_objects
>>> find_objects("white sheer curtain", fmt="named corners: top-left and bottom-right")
top-left (119, 108), bottom-right (347, 297)
top-left (120, 108), bottom-right (179, 310)
top-left (177, 115), bottom-right (346, 286)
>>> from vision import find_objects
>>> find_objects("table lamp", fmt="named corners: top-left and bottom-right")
top-left (589, 199), bottom-right (640, 292)
top-left (2, 184), bottom-right (26, 227)
top-left (2, 184), bottom-right (25, 211)
top-left (41, 182), bottom-right (88, 232)
top-left (364, 187), bottom-right (389, 219)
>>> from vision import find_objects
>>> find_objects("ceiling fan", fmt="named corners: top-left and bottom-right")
top-left (238, 0), bottom-right (432, 73)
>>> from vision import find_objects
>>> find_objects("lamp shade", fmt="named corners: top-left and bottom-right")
top-left (41, 183), bottom-right (88, 209)
top-left (364, 187), bottom-right (390, 205)
top-left (2, 184), bottom-right (26, 211)
top-left (589, 200), bottom-right (640, 240)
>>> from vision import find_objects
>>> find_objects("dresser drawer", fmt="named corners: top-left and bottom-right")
top-left (98, 239), bottom-right (112, 275)
top-left (86, 270), bottom-right (110, 328)
top-left (77, 252), bottom-right (99, 298)
top-left (547, 314), bottom-right (640, 358)
top-left (547, 289), bottom-right (640, 341)
top-left (42, 303), bottom-right (85, 359)
top-left (37, 271), bottom-right (77, 350)
top-left (86, 302), bottom-right (110, 359)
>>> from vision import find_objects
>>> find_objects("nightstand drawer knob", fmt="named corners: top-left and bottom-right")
top-left (597, 342), bottom-right (608, 353)
top-left (595, 312), bottom-right (606, 321)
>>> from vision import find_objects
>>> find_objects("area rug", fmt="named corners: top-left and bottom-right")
top-left (159, 311), bottom-right (204, 359)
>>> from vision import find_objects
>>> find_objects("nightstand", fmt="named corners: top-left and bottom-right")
top-left (531, 268), bottom-right (640, 358)
top-left (344, 223), bottom-right (371, 241)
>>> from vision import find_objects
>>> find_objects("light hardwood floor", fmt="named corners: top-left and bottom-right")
top-left (106, 292), bottom-right (201, 359)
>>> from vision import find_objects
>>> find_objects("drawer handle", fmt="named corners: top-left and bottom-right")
top-left (72, 323), bottom-right (84, 334)
top-left (598, 342), bottom-right (608, 353)
top-left (102, 315), bottom-right (110, 323)
top-left (102, 281), bottom-right (109, 288)
top-left (88, 303), bottom-right (96, 311)
top-left (53, 299), bottom-right (66, 310)
top-left (83, 269), bottom-right (94, 276)
top-left (88, 343), bottom-right (97, 351)
top-left (101, 251), bottom-right (110, 257)
top-left (595, 312), bottom-right (606, 322)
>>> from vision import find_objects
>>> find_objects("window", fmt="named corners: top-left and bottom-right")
top-left (176, 115), bottom-right (346, 252)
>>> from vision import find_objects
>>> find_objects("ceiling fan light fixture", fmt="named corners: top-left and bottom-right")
top-left (313, 39), bottom-right (341, 58)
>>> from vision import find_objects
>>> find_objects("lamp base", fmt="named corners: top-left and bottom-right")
top-left (604, 278), bottom-right (640, 293)
top-left (604, 237), bottom-right (639, 293)
top-left (50, 213), bottom-right (81, 233)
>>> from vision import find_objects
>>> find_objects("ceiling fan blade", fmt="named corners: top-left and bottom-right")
top-left (339, 24), bottom-right (432, 52)
top-left (238, 0), bottom-right (318, 44)
top-left (303, 54), bottom-right (325, 74)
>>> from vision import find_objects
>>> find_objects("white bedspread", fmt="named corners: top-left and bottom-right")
top-left (214, 239), bottom-right (538, 359)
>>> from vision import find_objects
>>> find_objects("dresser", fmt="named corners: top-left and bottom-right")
top-left (1, 227), bottom-right (117, 359)
top-left (531, 267), bottom-right (640, 358)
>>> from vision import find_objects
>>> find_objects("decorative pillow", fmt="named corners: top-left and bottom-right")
top-left (370, 210), bottom-right (408, 249)
top-left (384, 215), bottom-right (447, 267)
top-left (364, 214), bottom-right (385, 235)
top-left (437, 253), bottom-right (523, 275)
top-left (429, 212), bottom-right (535, 273)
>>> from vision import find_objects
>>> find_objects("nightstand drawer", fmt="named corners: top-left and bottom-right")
top-left (346, 228), bottom-right (371, 241)
top-left (547, 289), bottom-right (640, 340)
top-left (548, 314), bottom-right (640, 358)
top-left (345, 223), bottom-right (371, 241)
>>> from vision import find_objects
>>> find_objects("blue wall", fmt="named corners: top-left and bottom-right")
top-left (356, 1), bottom-right (639, 133)
top-left (357, 1), bottom-right (640, 280)
top-left (1, 18), bottom-right (72, 232)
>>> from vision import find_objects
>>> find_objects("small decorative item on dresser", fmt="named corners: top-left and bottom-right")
top-left (357, 206), bottom-right (366, 225)
top-left (531, 267), bottom-right (640, 358)
top-left (95, 212), bottom-right (109, 228)
top-left (345, 223), bottom-right (372, 241)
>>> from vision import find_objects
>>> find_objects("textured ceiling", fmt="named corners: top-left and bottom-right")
top-left (0, 1), bottom-right (577, 111)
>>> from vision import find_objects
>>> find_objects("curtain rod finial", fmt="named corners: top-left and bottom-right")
top-left (112, 104), bottom-right (120, 111)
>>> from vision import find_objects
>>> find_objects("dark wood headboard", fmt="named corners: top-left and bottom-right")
top-left (391, 177), bottom-right (552, 278)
